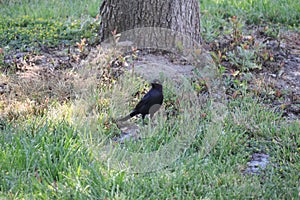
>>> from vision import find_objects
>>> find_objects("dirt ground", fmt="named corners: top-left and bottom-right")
top-left (0, 29), bottom-right (299, 121)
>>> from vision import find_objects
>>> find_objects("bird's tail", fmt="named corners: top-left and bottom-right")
top-left (118, 110), bottom-right (138, 122)
top-left (118, 114), bottom-right (131, 122)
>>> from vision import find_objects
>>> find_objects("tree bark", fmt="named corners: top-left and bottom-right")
top-left (99, 0), bottom-right (201, 44)
top-left (98, 0), bottom-right (217, 82)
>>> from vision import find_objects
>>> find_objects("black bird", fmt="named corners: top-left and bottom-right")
top-left (119, 79), bottom-right (163, 124)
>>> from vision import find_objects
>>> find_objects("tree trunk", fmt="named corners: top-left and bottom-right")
top-left (99, 0), bottom-right (201, 44)
top-left (99, 0), bottom-right (216, 83)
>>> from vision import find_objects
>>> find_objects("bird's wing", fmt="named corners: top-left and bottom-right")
top-left (134, 90), bottom-right (153, 110)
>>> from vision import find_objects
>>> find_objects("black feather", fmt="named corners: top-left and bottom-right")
top-left (118, 80), bottom-right (163, 124)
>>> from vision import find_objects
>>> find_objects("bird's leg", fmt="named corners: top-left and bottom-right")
top-left (150, 110), bottom-right (159, 126)
top-left (150, 112), bottom-right (154, 119)
top-left (142, 115), bottom-right (145, 125)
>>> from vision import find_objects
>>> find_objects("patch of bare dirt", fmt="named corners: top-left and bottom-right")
top-left (255, 30), bottom-right (300, 119)
top-left (209, 28), bottom-right (300, 120)
top-left (1, 29), bottom-right (299, 121)
top-left (266, 31), bottom-right (300, 119)
top-left (0, 45), bottom-right (93, 120)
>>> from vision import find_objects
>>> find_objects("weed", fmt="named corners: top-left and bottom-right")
top-left (0, 0), bottom-right (299, 199)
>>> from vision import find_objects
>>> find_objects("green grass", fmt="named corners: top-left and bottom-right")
top-left (0, 0), bottom-right (100, 51)
top-left (200, 0), bottom-right (300, 42)
top-left (200, 0), bottom-right (300, 25)
top-left (0, 0), bottom-right (99, 19)
top-left (1, 92), bottom-right (299, 199)
top-left (0, 0), bottom-right (300, 199)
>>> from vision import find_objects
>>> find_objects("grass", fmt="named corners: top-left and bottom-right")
top-left (201, 0), bottom-right (300, 25)
top-left (1, 91), bottom-right (299, 199)
top-left (200, 0), bottom-right (300, 42)
top-left (0, 0), bottom-right (100, 52)
top-left (1, 0), bottom-right (99, 19)
top-left (0, 0), bottom-right (300, 199)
